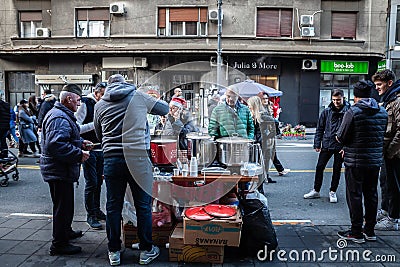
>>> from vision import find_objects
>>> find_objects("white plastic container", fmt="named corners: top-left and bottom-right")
top-left (190, 157), bottom-right (198, 177)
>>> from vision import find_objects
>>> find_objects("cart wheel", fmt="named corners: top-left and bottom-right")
top-left (0, 179), bottom-right (9, 187)
top-left (12, 173), bottom-right (19, 181)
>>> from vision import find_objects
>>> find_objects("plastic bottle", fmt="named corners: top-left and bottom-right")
top-left (190, 157), bottom-right (198, 177)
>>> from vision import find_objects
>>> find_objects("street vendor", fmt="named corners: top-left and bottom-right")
top-left (208, 87), bottom-right (254, 140)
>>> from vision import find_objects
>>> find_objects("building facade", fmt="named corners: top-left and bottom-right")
top-left (0, 0), bottom-right (388, 126)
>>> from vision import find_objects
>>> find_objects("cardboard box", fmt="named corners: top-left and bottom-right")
top-left (123, 223), bottom-right (174, 248)
top-left (183, 209), bottom-right (242, 247)
top-left (169, 224), bottom-right (224, 263)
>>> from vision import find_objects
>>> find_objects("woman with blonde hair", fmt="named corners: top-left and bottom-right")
top-left (247, 96), bottom-right (276, 190)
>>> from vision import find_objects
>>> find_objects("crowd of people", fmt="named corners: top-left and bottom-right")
top-left (0, 67), bottom-right (399, 265)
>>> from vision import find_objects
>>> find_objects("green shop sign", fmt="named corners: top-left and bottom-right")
top-left (321, 60), bottom-right (369, 74)
top-left (377, 60), bottom-right (386, 71)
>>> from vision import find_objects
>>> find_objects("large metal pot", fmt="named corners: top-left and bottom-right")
top-left (150, 137), bottom-right (178, 165)
top-left (216, 137), bottom-right (253, 166)
top-left (187, 132), bottom-right (216, 168)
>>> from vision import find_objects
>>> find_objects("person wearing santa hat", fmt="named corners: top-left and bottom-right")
top-left (163, 97), bottom-right (198, 149)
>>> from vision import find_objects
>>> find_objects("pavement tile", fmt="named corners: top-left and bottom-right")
top-left (0, 239), bottom-right (20, 253)
top-left (277, 235), bottom-right (305, 248)
top-left (274, 225), bottom-right (298, 236)
top-left (316, 225), bottom-right (349, 236)
top-left (294, 225), bottom-right (322, 236)
top-left (300, 235), bottom-right (331, 248)
top-left (0, 253), bottom-right (30, 266)
top-left (19, 255), bottom-right (58, 267)
top-left (0, 217), bottom-right (9, 225)
top-left (51, 256), bottom-right (88, 266)
top-left (6, 240), bottom-right (46, 255)
top-left (0, 218), bottom-right (30, 228)
top-left (75, 229), bottom-right (106, 244)
top-left (254, 259), bottom-right (287, 266)
top-left (0, 227), bottom-right (13, 238)
top-left (34, 241), bottom-right (53, 256)
top-left (61, 242), bottom-right (99, 258)
top-left (24, 229), bottom-right (52, 241)
top-left (378, 235), bottom-right (400, 249)
top-left (2, 228), bottom-right (37, 241)
top-left (375, 230), bottom-right (400, 236)
top-left (19, 219), bottom-right (51, 229)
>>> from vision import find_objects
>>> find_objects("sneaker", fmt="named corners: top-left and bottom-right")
top-left (96, 211), bottom-right (107, 221)
top-left (375, 217), bottom-right (399, 231)
top-left (139, 245), bottom-right (160, 265)
top-left (363, 231), bottom-right (377, 241)
top-left (304, 189), bottom-right (320, 199)
top-left (108, 251), bottom-right (121, 266)
top-left (337, 230), bottom-right (365, 244)
top-left (17, 152), bottom-right (24, 157)
top-left (87, 216), bottom-right (103, 230)
top-left (376, 209), bottom-right (389, 222)
top-left (50, 243), bottom-right (82, 256)
top-left (32, 151), bottom-right (40, 158)
top-left (278, 169), bottom-right (290, 176)
top-left (329, 191), bottom-right (338, 203)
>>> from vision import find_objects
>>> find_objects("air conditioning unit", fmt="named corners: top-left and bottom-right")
top-left (209, 9), bottom-right (223, 22)
top-left (133, 57), bottom-right (148, 68)
top-left (302, 59), bottom-right (317, 70)
top-left (110, 3), bottom-right (125, 15)
top-left (36, 28), bottom-right (50, 37)
top-left (300, 15), bottom-right (314, 26)
top-left (301, 26), bottom-right (315, 37)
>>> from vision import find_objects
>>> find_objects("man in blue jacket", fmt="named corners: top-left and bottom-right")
top-left (94, 74), bottom-right (169, 265)
top-left (304, 89), bottom-right (350, 203)
top-left (336, 80), bottom-right (387, 243)
top-left (40, 84), bottom-right (91, 255)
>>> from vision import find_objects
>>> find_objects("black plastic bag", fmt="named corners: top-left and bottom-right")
top-left (239, 198), bottom-right (278, 259)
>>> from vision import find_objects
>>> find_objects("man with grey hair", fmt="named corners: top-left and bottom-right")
top-left (94, 75), bottom-right (169, 265)
top-left (41, 84), bottom-right (92, 256)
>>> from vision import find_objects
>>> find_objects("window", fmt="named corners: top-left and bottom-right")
top-left (76, 8), bottom-right (109, 37)
top-left (257, 8), bottom-right (293, 37)
top-left (158, 7), bottom-right (207, 36)
top-left (396, 6), bottom-right (400, 44)
top-left (331, 12), bottom-right (357, 39)
top-left (19, 11), bottom-right (42, 38)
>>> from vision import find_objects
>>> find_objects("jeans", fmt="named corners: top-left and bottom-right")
top-left (314, 149), bottom-right (343, 192)
top-left (83, 150), bottom-right (104, 217)
top-left (345, 167), bottom-right (379, 235)
top-left (9, 125), bottom-right (19, 143)
top-left (104, 156), bottom-right (153, 252)
top-left (272, 153), bottom-right (284, 172)
top-left (379, 161), bottom-right (389, 211)
top-left (384, 156), bottom-right (400, 219)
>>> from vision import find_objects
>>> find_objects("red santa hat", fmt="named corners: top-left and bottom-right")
top-left (170, 97), bottom-right (187, 109)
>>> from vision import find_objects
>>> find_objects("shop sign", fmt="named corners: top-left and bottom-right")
top-left (377, 60), bottom-right (386, 71)
top-left (320, 60), bottom-right (369, 74)
top-left (229, 58), bottom-right (280, 75)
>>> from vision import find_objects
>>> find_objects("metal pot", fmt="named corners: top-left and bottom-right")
top-left (216, 137), bottom-right (253, 166)
top-left (186, 132), bottom-right (216, 168)
top-left (150, 137), bottom-right (178, 165)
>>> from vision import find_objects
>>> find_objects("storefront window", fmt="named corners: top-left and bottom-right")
top-left (248, 75), bottom-right (279, 89)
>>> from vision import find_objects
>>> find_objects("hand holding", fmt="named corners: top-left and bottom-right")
top-left (81, 150), bottom-right (90, 162)
top-left (82, 140), bottom-right (94, 151)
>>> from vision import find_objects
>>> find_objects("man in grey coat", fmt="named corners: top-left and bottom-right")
top-left (94, 74), bottom-right (169, 265)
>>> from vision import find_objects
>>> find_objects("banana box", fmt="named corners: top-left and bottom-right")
top-left (183, 209), bottom-right (242, 247)
top-left (123, 222), bottom-right (174, 248)
top-left (169, 223), bottom-right (224, 263)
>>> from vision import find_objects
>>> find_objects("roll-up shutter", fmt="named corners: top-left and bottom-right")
top-left (20, 11), bottom-right (42, 22)
top-left (332, 12), bottom-right (357, 39)
top-left (77, 9), bottom-right (109, 21)
top-left (257, 9), bottom-right (279, 37)
top-left (169, 8), bottom-right (198, 22)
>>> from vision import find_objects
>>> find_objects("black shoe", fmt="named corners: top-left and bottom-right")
top-left (363, 230), bottom-right (377, 241)
top-left (49, 244), bottom-right (82, 256)
top-left (96, 211), bottom-right (106, 221)
top-left (87, 216), bottom-right (103, 230)
top-left (68, 230), bottom-right (83, 240)
top-left (337, 230), bottom-right (365, 244)
top-left (267, 177), bottom-right (277, 183)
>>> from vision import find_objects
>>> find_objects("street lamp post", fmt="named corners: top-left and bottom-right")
top-left (216, 0), bottom-right (223, 89)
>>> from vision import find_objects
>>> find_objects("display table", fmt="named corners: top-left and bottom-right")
top-left (171, 174), bottom-right (257, 183)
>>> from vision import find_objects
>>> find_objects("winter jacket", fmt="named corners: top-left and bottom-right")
top-left (0, 100), bottom-right (10, 129)
top-left (37, 94), bottom-right (56, 128)
top-left (208, 101), bottom-right (254, 139)
top-left (207, 98), bottom-right (219, 118)
top-left (40, 102), bottom-right (83, 183)
top-left (9, 108), bottom-right (16, 128)
top-left (314, 101), bottom-right (350, 150)
top-left (163, 111), bottom-right (199, 150)
top-left (75, 93), bottom-right (100, 145)
top-left (94, 82), bottom-right (169, 158)
top-left (18, 107), bottom-right (37, 144)
top-left (336, 98), bottom-right (388, 168)
top-left (382, 80), bottom-right (400, 159)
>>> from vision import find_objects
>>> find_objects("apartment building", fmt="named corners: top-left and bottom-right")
top-left (0, 0), bottom-right (388, 126)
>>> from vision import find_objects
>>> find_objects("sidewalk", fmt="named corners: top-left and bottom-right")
top-left (0, 215), bottom-right (398, 266)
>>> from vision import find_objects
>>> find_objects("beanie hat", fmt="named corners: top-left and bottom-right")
top-left (353, 80), bottom-right (373, 98)
top-left (170, 97), bottom-right (186, 109)
top-left (62, 84), bottom-right (82, 97)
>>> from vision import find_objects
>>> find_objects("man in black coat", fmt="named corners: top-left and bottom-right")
top-left (304, 89), bottom-right (350, 203)
top-left (0, 93), bottom-right (10, 158)
top-left (336, 80), bottom-right (388, 244)
top-left (40, 84), bottom-right (91, 255)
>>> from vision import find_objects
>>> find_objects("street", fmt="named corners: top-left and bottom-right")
top-left (1, 136), bottom-right (352, 226)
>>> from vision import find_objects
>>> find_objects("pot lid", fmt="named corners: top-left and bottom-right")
top-left (204, 204), bottom-right (237, 218)
top-left (185, 206), bottom-right (214, 221)
top-left (186, 132), bottom-right (212, 140)
top-left (216, 136), bottom-right (253, 144)
top-left (151, 138), bottom-right (177, 143)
